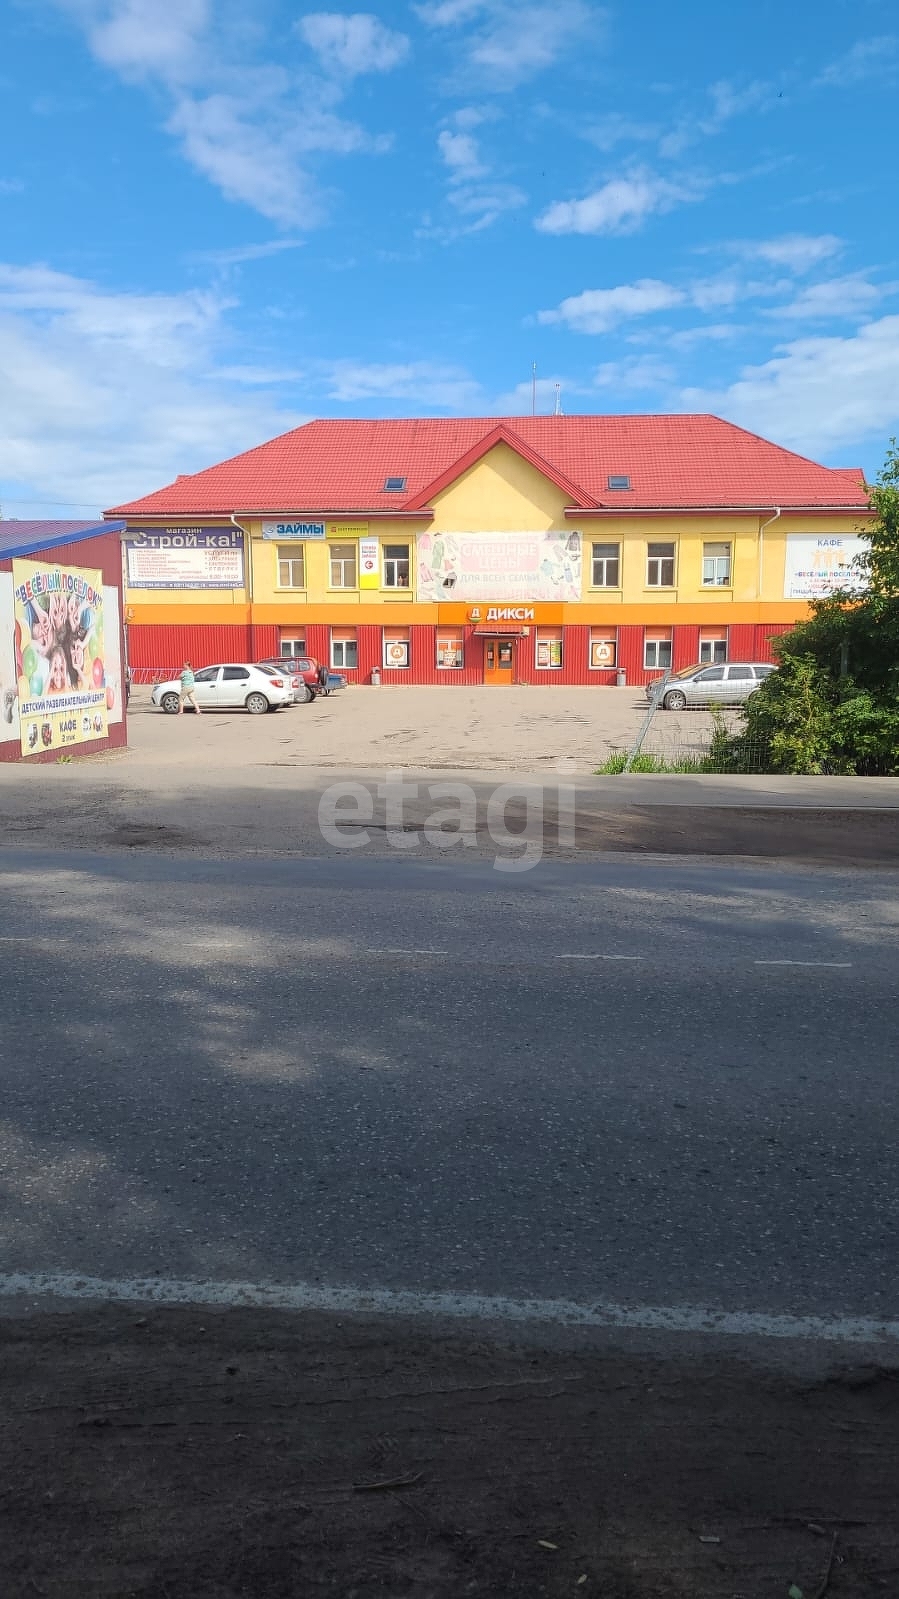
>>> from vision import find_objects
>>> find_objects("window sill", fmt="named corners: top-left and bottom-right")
top-left (587, 586), bottom-right (622, 593)
top-left (327, 587), bottom-right (359, 594)
top-left (643, 586), bottom-right (677, 593)
top-left (700, 584), bottom-right (733, 591)
top-left (275, 586), bottom-right (307, 594)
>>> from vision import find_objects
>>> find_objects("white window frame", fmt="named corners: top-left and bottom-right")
top-left (383, 633), bottom-right (410, 669)
top-left (535, 632), bottom-right (563, 670)
top-left (591, 542), bottom-right (620, 588)
top-left (280, 637), bottom-right (306, 657)
top-left (702, 542), bottom-right (732, 587)
top-left (382, 543), bottom-right (411, 589)
top-left (589, 634), bottom-right (617, 669)
top-left (331, 633), bottom-right (358, 670)
top-left (644, 636), bottom-right (672, 669)
top-left (646, 542), bottom-right (676, 587)
top-left (437, 633), bottom-right (464, 670)
top-left (329, 542), bottom-right (357, 589)
top-left (699, 636), bottom-right (728, 664)
top-left (277, 545), bottom-right (305, 589)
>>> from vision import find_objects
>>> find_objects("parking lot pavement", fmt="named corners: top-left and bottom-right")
top-left (117, 684), bottom-right (718, 773)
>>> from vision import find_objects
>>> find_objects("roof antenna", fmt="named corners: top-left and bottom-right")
top-left (554, 382), bottom-right (562, 416)
top-left (531, 362), bottom-right (537, 416)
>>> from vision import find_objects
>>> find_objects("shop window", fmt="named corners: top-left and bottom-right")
top-left (280, 637), bottom-right (306, 656)
top-left (437, 631), bottom-right (464, 669)
top-left (702, 542), bottom-right (732, 586)
top-left (644, 632), bottom-right (672, 669)
top-left (591, 542), bottom-right (620, 587)
top-left (646, 542), bottom-right (676, 587)
top-left (329, 542), bottom-right (357, 588)
top-left (536, 628), bottom-right (563, 669)
top-left (383, 543), bottom-right (410, 588)
top-left (383, 629), bottom-right (410, 669)
top-left (699, 630), bottom-right (728, 664)
top-left (331, 630), bottom-right (358, 670)
top-left (277, 545), bottom-right (305, 588)
top-left (590, 632), bottom-right (617, 669)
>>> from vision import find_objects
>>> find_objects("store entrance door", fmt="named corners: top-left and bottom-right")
top-left (484, 637), bottom-right (516, 685)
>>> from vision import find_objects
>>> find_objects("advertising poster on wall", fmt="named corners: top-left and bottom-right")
top-left (359, 537), bottom-right (380, 589)
top-left (103, 585), bottom-right (124, 725)
top-left (125, 527), bottom-right (244, 588)
top-left (416, 530), bottom-right (581, 603)
top-left (783, 534), bottom-right (869, 599)
top-left (0, 573), bottom-right (20, 747)
top-left (12, 559), bottom-right (110, 756)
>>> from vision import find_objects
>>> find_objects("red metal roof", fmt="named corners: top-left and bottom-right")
top-left (105, 415), bottom-right (868, 518)
top-left (0, 519), bottom-right (126, 560)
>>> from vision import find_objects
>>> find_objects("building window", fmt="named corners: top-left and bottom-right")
top-left (383, 543), bottom-right (410, 588)
top-left (699, 630), bottom-right (728, 664)
top-left (437, 630), bottom-right (464, 669)
top-left (589, 631), bottom-right (617, 669)
top-left (280, 636), bottom-right (306, 656)
top-left (331, 630), bottom-right (358, 670)
top-left (329, 542), bottom-right (357, 588)
top-left (702, 542), bottom-right (732, 586)
top-left (644, 632), bottom-right (672, 670)
top-left (591, 542), bottom-right (620, 587)
top-left (277, 545), bottom-right (305, 588)
top-left (646, 542), bottom-right (675, 587)
top-left (536, 628), bottom-right (563, 669)
top-left (383, 629), bottom-right (410, 669)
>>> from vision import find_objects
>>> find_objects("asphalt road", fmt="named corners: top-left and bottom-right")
top-left (1, 847), bottom-right (897, 1324)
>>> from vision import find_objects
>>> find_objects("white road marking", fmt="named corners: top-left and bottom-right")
top-left (379, 948), bottom-right (449, 956)
top-left (0, 1271), bottom-right (896, 1345)
top-left (754, 960), bottom-right (853, 968)
top-left (555, 954), bottom-right (643, 961)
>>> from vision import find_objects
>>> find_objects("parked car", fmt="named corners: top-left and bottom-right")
top-left (258, 657), bottom-right (348, 703)
top-left (646, 662), bottom-right (776, 710)
top-left (151, 663), bottom-right (294, 714)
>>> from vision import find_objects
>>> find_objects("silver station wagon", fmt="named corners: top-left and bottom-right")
top-left (646, 662), bottom-right (776, 711)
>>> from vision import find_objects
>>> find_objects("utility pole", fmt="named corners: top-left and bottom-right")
top-left (531, 363), bottom-right (537, 416)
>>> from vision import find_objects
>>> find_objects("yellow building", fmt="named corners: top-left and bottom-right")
top-left (107, 415), bottom-right (870, 685)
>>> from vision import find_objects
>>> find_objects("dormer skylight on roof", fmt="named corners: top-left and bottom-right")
top-left (383, 476), bottom-right (407, 492)
top-left (607, 474), bottom-right (631, 491)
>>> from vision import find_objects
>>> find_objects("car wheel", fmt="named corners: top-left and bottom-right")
top-left (161, 692), bottom-right (180, 714)
top-left (245, 692), bottom-right (269, 715)
top-left (663, 690), bottom-right (687, 711)
top-left (296, 683), bottom-right (312, 704)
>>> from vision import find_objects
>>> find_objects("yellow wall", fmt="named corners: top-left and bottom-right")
top-left (121, 445), bottom-right (870, 626)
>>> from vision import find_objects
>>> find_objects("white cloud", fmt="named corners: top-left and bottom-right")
top-left (723, 234), bottom-right (843, 274)
top-left (539, 279), bottom-right (685, 334)
top-left (679, 315), bottom-right (899, 455)
top-left (492, 374), bottom-right (581, 413)
top-left (167, 96), bottom-right (327, 228)
top-left (593, 355), bottom-right (675, 391)
top-left (762, 274), bottom-right (894, 321)
top-left (0, 261), bottom-right (299, 515)
top-left (297, 12), bottom-right (410, 76)
top-left (446, 182), bottom-right (526, 229)
top-left (71, 0), bottom-right (210, 80)
top-left (535, 168), bottom-right (704, 235)
top-left (658, 76), bottom-right (774, 158)
top-left (438, 130), bottom-right (487, 179)
top-left (815, 36), bottom-right (899, 87)
top-left (582, 113), bottom-right (659, 152)
top-left (417, 0), bottom-right (596, 89)
top-left (190, 239), bottom-right (306, 267)
top-left (0, 178), bottom-right (24, 194)
top-left (51, 1), bottom-right (394, 227)
top-left (323, 360), bottom-right (481, 408)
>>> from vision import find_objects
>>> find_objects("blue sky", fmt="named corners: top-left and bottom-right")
top-left (1, 0), bottom-right (898, 515)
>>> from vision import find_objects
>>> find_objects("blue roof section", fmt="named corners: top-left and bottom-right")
top-left (0, 519), bottom-right (126, 561)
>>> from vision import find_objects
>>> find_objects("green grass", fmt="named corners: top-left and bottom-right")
top-left (594, 750), bottom-right (708, 774)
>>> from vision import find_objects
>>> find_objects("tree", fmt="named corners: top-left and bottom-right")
top-left (713, 444), bottom-right (899, 775)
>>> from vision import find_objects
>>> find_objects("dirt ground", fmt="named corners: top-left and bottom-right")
top-left (2, 1305), bottom-right (897, 1599)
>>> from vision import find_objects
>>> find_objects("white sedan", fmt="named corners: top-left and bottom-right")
top-left (151, 663), bottom-right (296, 715)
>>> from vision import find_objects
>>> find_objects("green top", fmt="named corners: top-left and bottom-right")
top-left (180, 667), bottom-right (195, 690)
